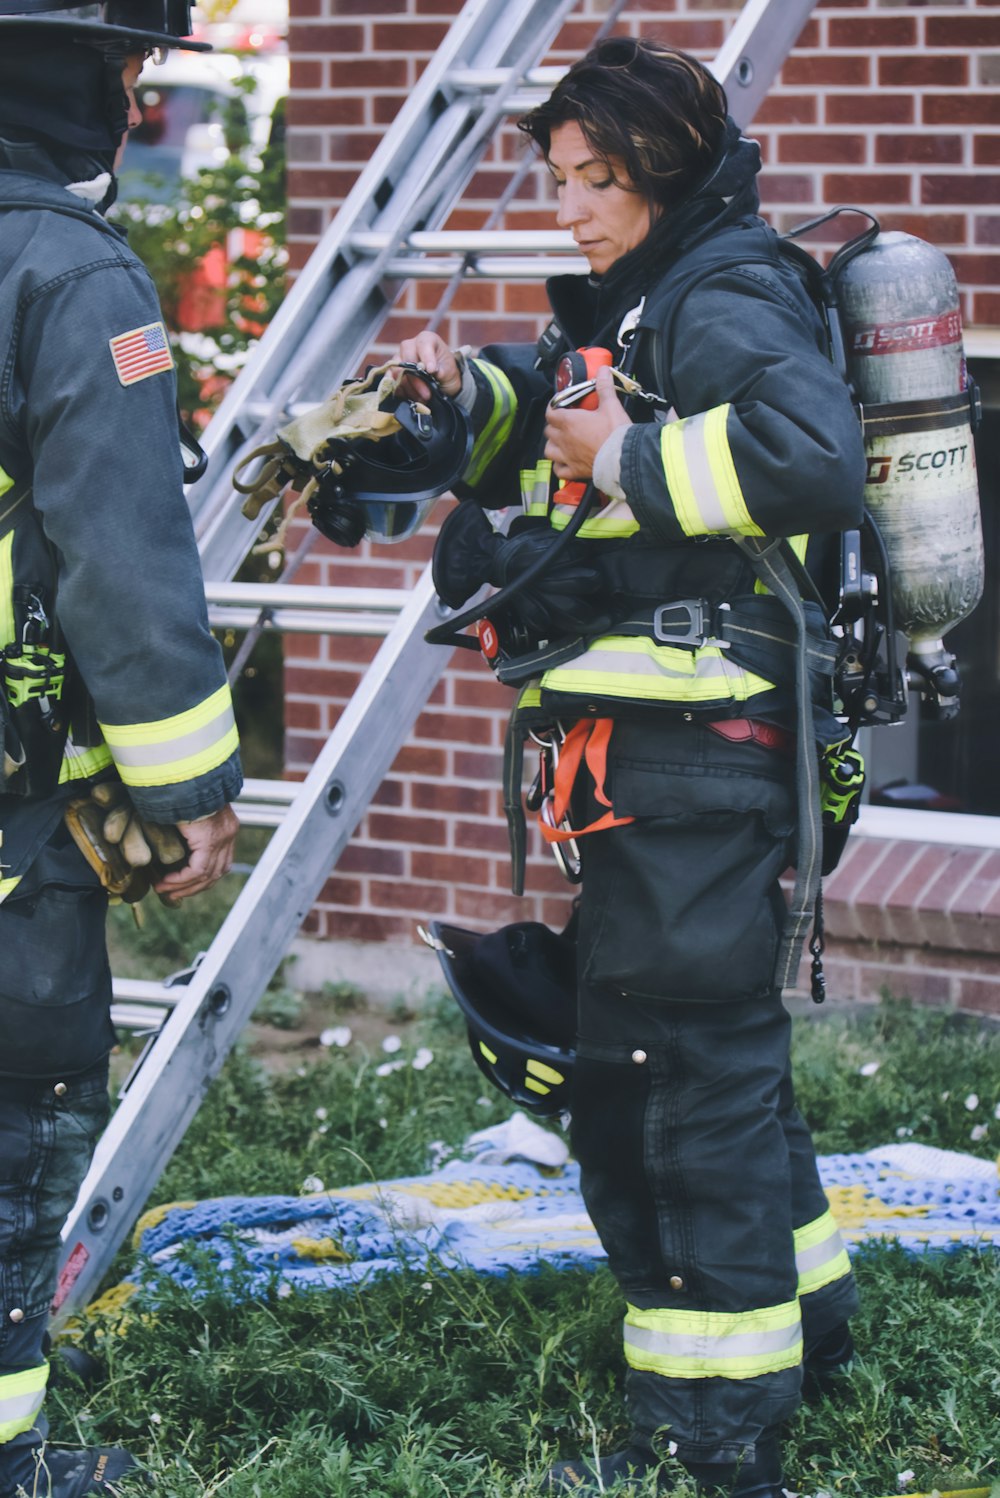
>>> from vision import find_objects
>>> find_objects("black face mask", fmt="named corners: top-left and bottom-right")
top-left (0, 36), bottom-right (128, 178)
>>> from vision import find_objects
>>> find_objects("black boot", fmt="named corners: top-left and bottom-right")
top-left (545, 1442), bottom-right (666, 1493)
top-left (7, 1444), bottom-right (148, 1497)
top-left (802, 1321), bottom-right (855, 1402)
top-left (682, 1433), bottom-right (785, 1498)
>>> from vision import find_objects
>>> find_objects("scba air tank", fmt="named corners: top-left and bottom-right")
top-left (833, 232), bottom-right (984, 699)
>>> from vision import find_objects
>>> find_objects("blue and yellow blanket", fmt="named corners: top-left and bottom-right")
top-left (120, 1124), bottom-right (1000, 1304)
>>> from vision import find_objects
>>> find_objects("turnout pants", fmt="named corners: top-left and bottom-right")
top-left (571, 722), bottom-right (858, 1468)
top-left (0, 830), bottom-right (113, 1492)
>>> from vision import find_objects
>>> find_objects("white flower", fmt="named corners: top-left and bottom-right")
top-left (301, 1174), bottom-right (324, 1194)
top-left (970, 1123), bottom-right (988, 1143)
top-left (382, 1034), bottom-right (402, 1053)
top-left (476, 1096), bottom-right (492, 1108)
top-left (859, 1061), bottom-right (880, 1077)
top-left (941, 1091), bottom-right (950, 1101)
top-left (375, 1059), bottom-right (406, 1078)
top-left (896, 1472), bottom-right (915, 1489)
top-left (320, 1026), bottom-right (352, 1048)
top-left (965, 1093), bottom-right (979, 1111)
top-left (277, 1282), bottom-right (292, 1299)
top-left (994, 1102), bottom-right (1000, 1120)
top-left (314, 1106), bottom-right (328, 1121)
top-left (667, 1441), bottom-right (678, 1457)
top-left (895, 1126), bottom-right (914, 1138)
top-left (378, 1117), bottom-right (388, 1129)
top-left (150, 1412), bottom-right (162, 1426)
top-left (412, 1047), bottom-right (434, 1071)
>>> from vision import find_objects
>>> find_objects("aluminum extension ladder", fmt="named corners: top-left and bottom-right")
top-left (54, 0), bottom-right (818, 1325)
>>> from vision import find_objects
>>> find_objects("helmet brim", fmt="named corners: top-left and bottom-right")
top-left (427, 920), bottom-right (575, 1118)
top-left (0, 13), bottom-right (211, 47)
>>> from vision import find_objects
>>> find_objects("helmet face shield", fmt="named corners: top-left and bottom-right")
top-left (0, 0), bottom-right (211, 50)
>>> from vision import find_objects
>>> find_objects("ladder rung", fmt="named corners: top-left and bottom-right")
top-left (112, 978), bottom-right (185, 1006)
top-left (208, 606), bottom-right (400, 635)
top-left (110, 1005), bottom-right (171, 1032)
top-left (382, 255), bottom-right (582, 280)
top-left (447, 65), bottom-right (566, 92)
top-left (350, 229), bottom-right (575, 253)
top-left (205, 581), bottom-right (411, 635)
top-left (204, 582), bottom-right (411, 612)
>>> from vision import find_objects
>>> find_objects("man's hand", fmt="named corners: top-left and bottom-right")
top-left (544, 365), bottom-right (631, 481)
top-left (154, 804), bottom-right (240, 906)
top-left (394, 331), bottom-right (463, 401)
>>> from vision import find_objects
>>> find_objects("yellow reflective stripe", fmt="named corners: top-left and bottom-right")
top-left (0, 1362), bottom-right (48, 1442)
top-left (550, 499), bottom-right (639, 538)
top-left (624, 1299), bottom-right (801, 1381)
top-left (58, 741), bottom-right (114, 785)
top-left (0, 464), bottom-right (13, 500)
top-left (541, 636), bottom-right (776, 705)
top-left (795, 1210), bottom-right (852, 1298)
top-left (526, 1058), bottom-right (564, 1085)
top-left (99, 684), bottom-right (238, 788)
top-left (661, 404), bottom-right (764, 539)
top-left (0, 531), bottom-right (13, 648)
top-left (479, 1040), bottom-right (498, 1065)
top-left (525, 1077), bottom-right (551, 1095)
top-left (0, 874), bottom-right (22, 905)
top-left (520, 461), bottom-right (553, 517)
top-left (465, 360), bottom-right (517, 488)
top-left (517, 684), bottom-right (542, 710)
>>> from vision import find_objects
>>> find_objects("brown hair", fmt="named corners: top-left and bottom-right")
top-left (518, 36), bottom-right (728, 210)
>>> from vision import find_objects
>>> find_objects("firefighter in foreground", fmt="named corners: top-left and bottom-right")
top-left (0, 4), bottom-right (242, 1493)
top-left (395, 39), bottom-right (865, 1497)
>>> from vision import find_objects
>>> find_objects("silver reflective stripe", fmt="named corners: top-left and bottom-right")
top-left (624, 1320), bottom-right (801, 1362)
top-left (0, 1364), bottom-right (48, 1442)
top-left (623, 1301), bottom-right (802, 1380)
top-left (680, 414), bottom-right (730, 533)
top-left (104, 701), bottom-right (235, 770)
top-left (796, 1225), bottom-right (844, 1277)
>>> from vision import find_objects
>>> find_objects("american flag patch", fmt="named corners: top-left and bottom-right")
top-left (108, 321), bottom-right (174, 386)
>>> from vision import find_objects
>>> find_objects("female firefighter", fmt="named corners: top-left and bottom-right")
top-left (396, 38), bottom-right (864, 1498)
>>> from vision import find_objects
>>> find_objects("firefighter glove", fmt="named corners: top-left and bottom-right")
top-left (431, 499), bottom-right (501, 608)
top-left (488, 517), bottom-right (604, 639)
top-left (64, 781), bottom-right (189, 904)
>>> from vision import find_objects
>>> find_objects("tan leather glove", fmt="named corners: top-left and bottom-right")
top-left (64, 781), bottom-right (189, 904)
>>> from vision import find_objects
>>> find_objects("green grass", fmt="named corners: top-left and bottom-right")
top-left (48, 997), bottom-right (1000, 1498)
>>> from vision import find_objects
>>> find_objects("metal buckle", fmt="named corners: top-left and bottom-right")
top-left (651, 599), bottom-right (730, 650)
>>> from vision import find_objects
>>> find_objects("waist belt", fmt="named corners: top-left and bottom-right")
top-left (610, 593), bottom-right (797, 652)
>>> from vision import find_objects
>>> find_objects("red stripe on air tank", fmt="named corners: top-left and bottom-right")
top-left (849, 310), bottom-right (963, 355)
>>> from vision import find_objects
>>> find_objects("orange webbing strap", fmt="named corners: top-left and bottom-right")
top-left (538, 718), bottom-right (635, 845)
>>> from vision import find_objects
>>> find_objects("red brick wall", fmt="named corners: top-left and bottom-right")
top-left (282, 0), bottom-right (1000, 1009)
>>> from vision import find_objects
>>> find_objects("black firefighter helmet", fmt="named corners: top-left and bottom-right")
top-left (308, 374), bottom-right (473, 549)
top-left (0, 0), bottom-right (212, 51)
top-left (423, 919), bottom-right (576, 1118)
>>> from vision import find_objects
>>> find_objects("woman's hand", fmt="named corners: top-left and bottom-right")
top-left (394, 331), bottom-right (464, 400)
top-left (544, 365), bottom-right (631, 480)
